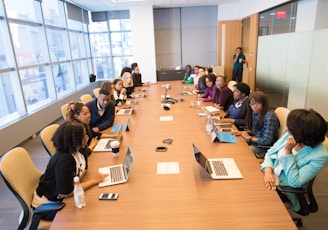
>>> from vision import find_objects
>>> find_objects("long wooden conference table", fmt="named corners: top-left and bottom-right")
top-left (51, 81), bottom-right (296, 229)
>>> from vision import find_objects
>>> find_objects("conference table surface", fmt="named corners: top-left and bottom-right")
top-left (51, 81), bottom-right (296, 229)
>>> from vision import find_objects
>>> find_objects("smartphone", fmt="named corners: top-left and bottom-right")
top-left (99, 193), bottom-right (119, 200)
top-left (155, 146), bottom-right (167, 152)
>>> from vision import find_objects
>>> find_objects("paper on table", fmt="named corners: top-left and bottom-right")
top-left (160, 116), bottom-right (173, 121)
top-left (157, 162), bottom-right (180, 174)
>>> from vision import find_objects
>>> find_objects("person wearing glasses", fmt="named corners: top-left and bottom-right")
top-left (241, 91), bottom-right (279, 157)
top-left (213, 75), bottom-right (233, 111)
top-left (261, 109), bottom-right (328, 214)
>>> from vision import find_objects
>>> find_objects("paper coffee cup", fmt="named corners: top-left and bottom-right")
top-left (110, 140), bottom-right (120, 156)
top-left (239, 58), bottom-right (243, 63)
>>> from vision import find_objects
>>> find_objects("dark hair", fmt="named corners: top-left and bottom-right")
top-left (66, 101), bottom-right (85, 121)
top-left (99, 88), bottom-right (110, 96)
top-left (131, 62), bottom-right (138, 71)
top-left (207, 67), bottom-right (213, 73)
top-left (234, 83), bottom-right (250, 96)
top-left (236, 47), bottom-right (242, 52)
top-left (287, 109), bottom-right (327, 147)
top-left (120, 67), bottom-right (132, 77)
top-left (205, 74), bottom-right (216, 85)
top-left (52, 121), bottom-right (85, 154)
top-left (246, 91), bottom-right (270, 131)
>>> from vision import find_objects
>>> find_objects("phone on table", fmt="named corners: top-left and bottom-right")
top-left (99, 193), bottom-right (119, 200)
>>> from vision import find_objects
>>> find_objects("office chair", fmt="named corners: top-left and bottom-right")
top-left (255, 107), bottom-right (290, 160)
top-left (40, 124), bottom-right (59, 157)
top-left (0, 147), bottom-right (65, 230)
top-left (227, 80), bottom-right (237, 92)
top-left (93, 87), bottom-right (100, 98)
top-left (60, 103), bottom-right (68, 120)
top-left (277, 137), bottom-right (328, 227)
top-left (80, 94), bottom-right (93, 104)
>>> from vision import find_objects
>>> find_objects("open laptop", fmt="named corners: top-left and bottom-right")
top-left (192, 144), bottom-right (242, 179)
top-left (93, 125), bottom-right (123, 152)
top-left (98, 146), bottom-right (134, 187)
top-left (212, 116), bottom-right (232, 127)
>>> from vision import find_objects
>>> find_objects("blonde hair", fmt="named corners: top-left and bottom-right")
top-left (122, 72), bottom-right (134, 87)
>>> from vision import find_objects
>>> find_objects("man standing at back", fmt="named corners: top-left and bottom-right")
top-left (86, 89), bottom-right (115, 132)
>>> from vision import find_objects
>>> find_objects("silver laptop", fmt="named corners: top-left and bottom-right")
top-left (212, 116), bottom-right (232, 127)
top-left (192, 144), bottom-right (242, 179)
top-left (98, 146), bottom-right (134, 187)
top-left (93, 125), bottom-right (123, 152)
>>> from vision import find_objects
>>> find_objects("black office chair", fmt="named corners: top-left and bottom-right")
top-left (277, 177), bottom-right (317, 227)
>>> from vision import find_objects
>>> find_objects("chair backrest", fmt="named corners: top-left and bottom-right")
top-left (323, 137), bottom-right (328, 150)
top-left (40, 124), bottom-right (59, 156)
top-left (93, 87), bottom-right (100, 98)
top-left (60, 103), bottom-right (69, 120)
top-left (212, 65), bottom-right (224, 76)
top-left (227, 80), bottom-right (237, 92)
top-left (80, 94), bottom-right (93, 104)
top-left (0, 147), bottom-right (42, 229)
top-left (274, 107), bottom-right (291, 138)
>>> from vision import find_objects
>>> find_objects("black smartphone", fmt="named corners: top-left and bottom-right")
top-left (155, 146), bottom-right (167, 152)
top-left (99, 193), bottom-right (119, 200)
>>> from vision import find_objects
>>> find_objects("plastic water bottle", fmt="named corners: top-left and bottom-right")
top-left (196, 94), bottom-right (201, 108)
top-left (73, 176), bottom-right (86, 208)
top-left (205, 115), bottom-right (213, 134)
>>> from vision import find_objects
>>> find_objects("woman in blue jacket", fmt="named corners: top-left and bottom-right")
top-left (261, 109), bottom-right (328, 213)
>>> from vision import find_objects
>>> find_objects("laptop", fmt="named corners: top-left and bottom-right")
top-left (93, 125), bottom-right (123, 152)
top-left (192, 144), bottom-right (242, 179)
top-left (98, 146), bottom-right (135, 187)
top-left (116, 107), bottom-right (133, 116)
top-left (212, 116), bottom-right (232, 127)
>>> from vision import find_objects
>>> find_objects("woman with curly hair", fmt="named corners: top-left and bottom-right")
top-left (32, 122), bottom-right (108, 219)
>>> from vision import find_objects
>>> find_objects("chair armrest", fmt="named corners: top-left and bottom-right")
top-left (277, 185), bottom-right (306, 194)
top-left (34, 202), bottom-right (65, 215)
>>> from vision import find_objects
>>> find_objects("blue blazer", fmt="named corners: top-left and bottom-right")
top-left (261, 132), bottom-right (328, 211)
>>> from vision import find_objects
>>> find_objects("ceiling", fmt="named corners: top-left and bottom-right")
top-left (69, 0), bottom-right (239, 12)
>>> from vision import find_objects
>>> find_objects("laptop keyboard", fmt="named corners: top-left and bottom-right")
top-left (105, 140), bottom-right (113, 149)
top-left (110, 166), bottom-right (123, 182)
top-left (212, 160), bottom-right (228, 176)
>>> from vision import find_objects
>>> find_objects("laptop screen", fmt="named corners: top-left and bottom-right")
top-left (192, 144), bottom-right (212, 174)
top-left (123, 147), bottom-right (134, 177)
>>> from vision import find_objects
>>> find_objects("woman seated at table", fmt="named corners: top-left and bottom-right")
top-left (220, 82), bottom-right (251, 130)
top-left (32, 121), bottom-right (108, 220)
top-left (66, 101), bottom-right (116, 154)
top-left (201, 74), bottom-right (216, 102)
top-left (122, 72), bottom-right (135, 98)
top-left (113, 79), bottom-right (127, 105)
top-left (241, 91), bottom-right (279, 157)
top-left (213, 75), bottom-right (233, 111)
top-left (132, 65), bottom-right (149, 87)
top-left (261, 109), bottom-right (328, 214)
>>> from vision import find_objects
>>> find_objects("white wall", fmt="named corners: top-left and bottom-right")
top-left (130, 5), bottom-right (157, 83)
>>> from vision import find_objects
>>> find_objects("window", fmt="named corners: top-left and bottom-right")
top-left (259, 1), bottom-right (298, 36)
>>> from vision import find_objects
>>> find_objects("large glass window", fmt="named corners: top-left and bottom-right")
top-left (89, 11), bottom-right (133, 80)
top-left (259, 2), bottom-right (298, 36)
top-left (42, 0), bottom-right (66, 27)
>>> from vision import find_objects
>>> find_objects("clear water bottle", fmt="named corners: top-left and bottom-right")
top-left (196, 94), bottom-right (201, 108)
top-left (205, 115), bottom-right (213, 134)
top-left (73, 176), bottom-right (86, 208)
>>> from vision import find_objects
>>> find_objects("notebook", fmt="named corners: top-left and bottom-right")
top-left (93, 125), bottom-right (123, 152)
top-left (98, 146), bottom-right (134, 187)
top-left (203, 106), bottom-right (220, 115)
top-left (116, 107), bottom-right (133, 116)
top-left (192, 144), bottom-right (242, 179)
top-left (212, 116), bottom-right (232, 127)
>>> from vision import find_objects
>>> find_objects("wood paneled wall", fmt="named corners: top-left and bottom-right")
top-left (218, 13), bottom-right (259, 92)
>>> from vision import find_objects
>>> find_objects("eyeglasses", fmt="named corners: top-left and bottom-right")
top-left (249, 101), bottom-right (260, 106)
